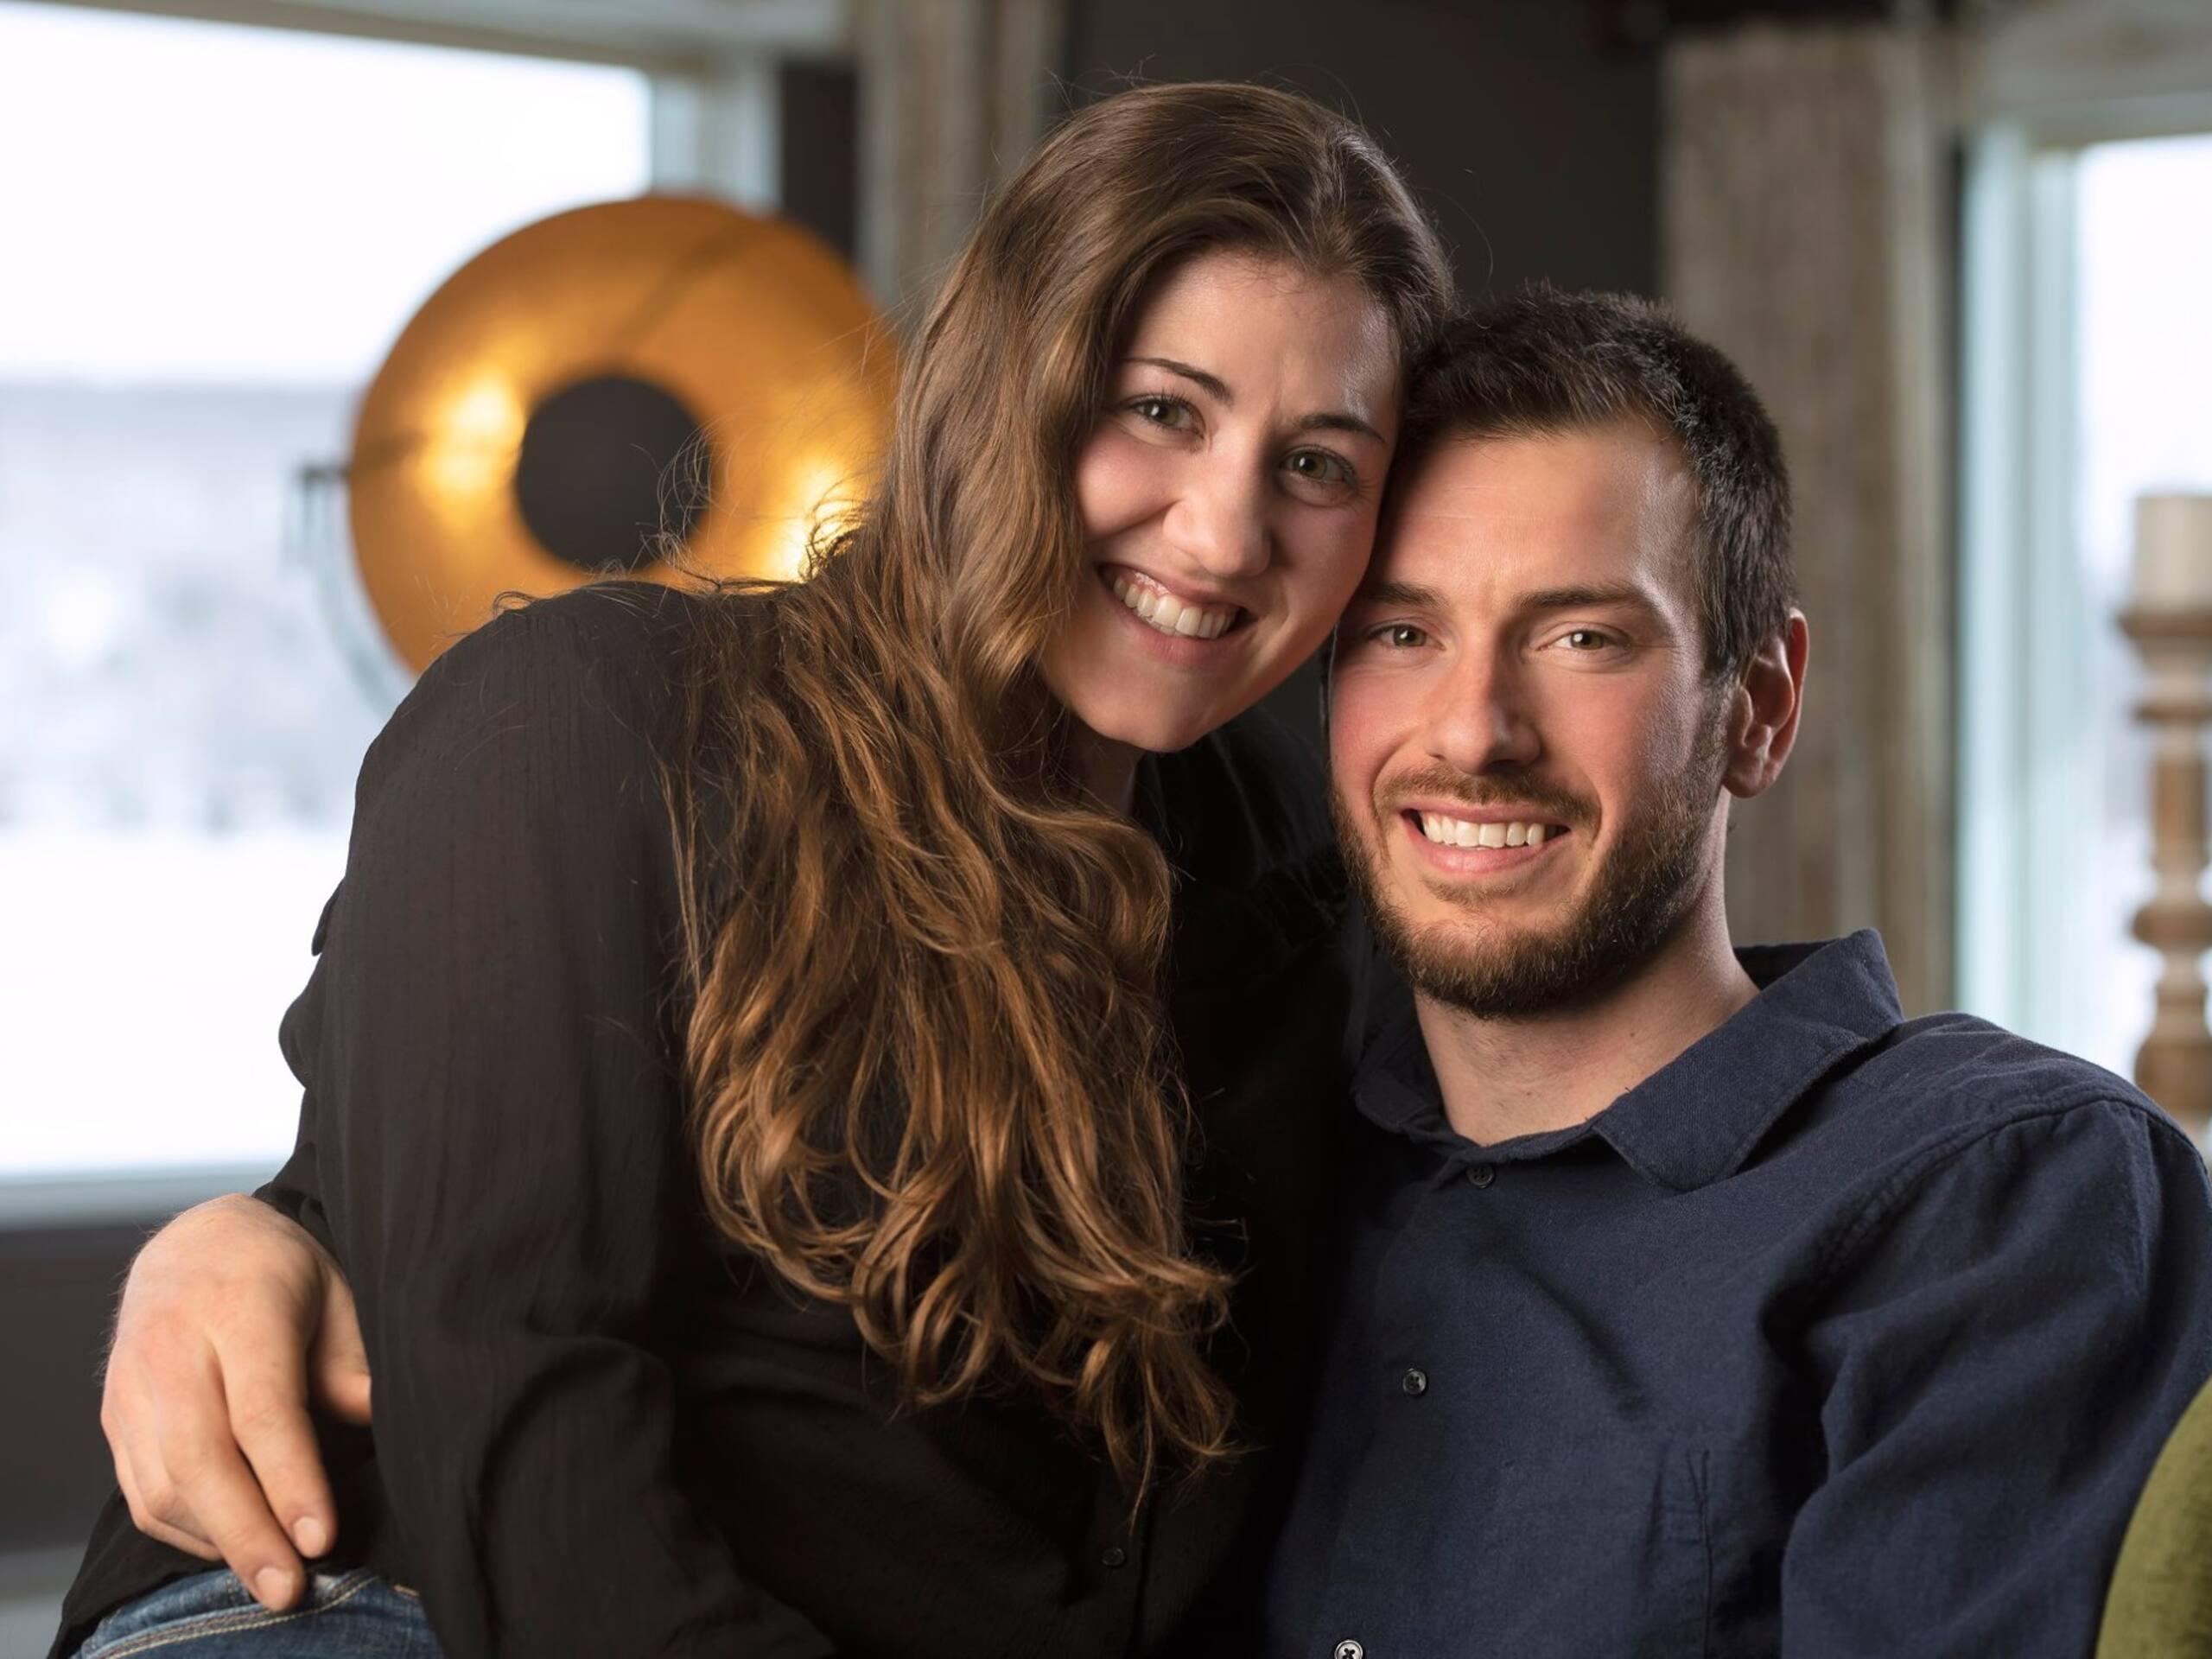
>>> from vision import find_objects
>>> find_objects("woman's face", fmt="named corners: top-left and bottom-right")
top-left (1044, 249), bottom-right (1402, 762)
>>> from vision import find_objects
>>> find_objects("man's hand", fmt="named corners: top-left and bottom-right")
top-left (100, 1194), bottom-right (372, 1612)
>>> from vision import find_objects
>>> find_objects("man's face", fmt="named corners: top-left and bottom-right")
top-left (1328, 420), bottom-right (1732, 1016)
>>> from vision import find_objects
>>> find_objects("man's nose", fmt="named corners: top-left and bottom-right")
top-left (1423, 647), bottom-right (1541, 775)
top-left (1162, 459), bottom-right (1270, 581)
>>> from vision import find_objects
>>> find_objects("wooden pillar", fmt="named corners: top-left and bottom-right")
top-left (2125, 494), bottom-right (2212, 1135)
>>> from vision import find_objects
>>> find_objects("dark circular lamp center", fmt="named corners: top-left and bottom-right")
top-left (513, 373), bottom-right (709, 574)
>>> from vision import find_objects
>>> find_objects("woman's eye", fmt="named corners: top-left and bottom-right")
top-left (1128, 394), bottom-right (1193, 429)
top-left (1283, 448), bottom-right (1355, 493)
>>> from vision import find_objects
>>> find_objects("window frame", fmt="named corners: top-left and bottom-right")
top-left (0, 0), bottom-right (822, 1226)
top-left (1955, 4), bottom-right (2212, 1063)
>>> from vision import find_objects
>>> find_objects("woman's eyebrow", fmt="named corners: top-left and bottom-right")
top-left (1128, 355), bottom-right (1230, 400)
top-left (1296, 410), bottom-right (1386, 444)
top-left (1126, 355), bottom-right (1385, 444)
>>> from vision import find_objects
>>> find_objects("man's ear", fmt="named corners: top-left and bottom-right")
top-left (1722, 610), bottom-right (1808, 800)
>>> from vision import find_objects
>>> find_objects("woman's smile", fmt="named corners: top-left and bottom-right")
top-left (1103, 564), bottom-right (1249, 641)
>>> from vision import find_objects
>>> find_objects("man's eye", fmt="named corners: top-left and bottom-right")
top-left (1560, 628), bottom-right (1613, 652)
top-left (1372, 623), bottom-right (1428, 649)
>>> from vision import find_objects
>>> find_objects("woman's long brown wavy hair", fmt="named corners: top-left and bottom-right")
top-left (670, 81), bottom-right (1454, 1498)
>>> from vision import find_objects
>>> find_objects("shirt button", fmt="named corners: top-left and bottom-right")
top-left (1400, 1367), bottom-right (1428, 1396)
top-left (1335, 1642), bottom-right (1365, 1659)
top-left (1466, 1162), bottom-right (1496, 1188)
top-left (1100, 1546), bottom-right (1128, 1570)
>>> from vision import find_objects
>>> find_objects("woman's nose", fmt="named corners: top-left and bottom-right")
top-left (1162, 462), bottom-right (1270, 580)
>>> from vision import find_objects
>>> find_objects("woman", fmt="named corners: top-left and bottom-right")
top-left (57, 80), bottom-right (1452, 1657)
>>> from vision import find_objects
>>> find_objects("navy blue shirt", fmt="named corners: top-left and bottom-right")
top-left (1266, 931), bottom-right (2212, 1658)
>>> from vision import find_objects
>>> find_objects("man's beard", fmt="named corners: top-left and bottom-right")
top-left (1332, 715), bottom-right (1730, 1019)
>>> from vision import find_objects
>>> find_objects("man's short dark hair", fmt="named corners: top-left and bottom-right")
top-left (1398, 287), bottom-right (1794, 677)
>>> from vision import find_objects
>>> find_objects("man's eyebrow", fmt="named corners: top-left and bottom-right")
top-left (1126, 356), bottom-right (1386, 445)
top-left (1350, 580), bottom-right (1665, 613)
top-left (1521, 583), bottom-right (1661, 613)
top-left (1349, 578), bottom-right (1441, 608)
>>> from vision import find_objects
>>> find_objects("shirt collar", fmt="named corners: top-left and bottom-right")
top-left (1353, 931), bottom-right (1906, 1191)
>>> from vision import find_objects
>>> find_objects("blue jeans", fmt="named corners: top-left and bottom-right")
top-left (73, 1567), bottom-right (442, 1657)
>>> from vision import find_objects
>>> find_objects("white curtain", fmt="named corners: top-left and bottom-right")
top-left (855, 0), bottom-right (1066, 318)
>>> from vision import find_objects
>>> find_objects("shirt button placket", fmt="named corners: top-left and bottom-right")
top-left (1333, 1642), bottom-right (1365, 1659)
top-left (1400, 1367), bottom-right (1428, 1397)
top-left (1466, 1162), bottom-right (1496, 1188)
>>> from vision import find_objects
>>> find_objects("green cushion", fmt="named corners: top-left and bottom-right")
top-left (2101, 1373), bottom-right (2212, 1656)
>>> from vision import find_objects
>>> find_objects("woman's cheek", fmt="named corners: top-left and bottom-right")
top-left (1298, 511), bottom-right (1385, 621)
top-left (1071, 429), bottom-right (1173, 541)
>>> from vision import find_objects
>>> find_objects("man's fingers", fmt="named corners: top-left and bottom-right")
top-left (225, 1344), bottom-right (339, 1562)
top-left (160, 1436), bottom-right (309, 1611)
top-left (320, 1365), bottom-right (372, 1426)
top-left (308, 1268), bottom-right (372, 1427)
top-left (98, 1193), bottom-right (353, 1609)
top-left (115, 1337), bottom-right (310, 1611)
top-left (104, 1353), bottom-right (220, 1560)
top-left (109, 1435), bottom-right (222, 1564)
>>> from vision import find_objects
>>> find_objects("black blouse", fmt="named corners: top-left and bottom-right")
top-left (55, 582), bottom-right (1363, 1658)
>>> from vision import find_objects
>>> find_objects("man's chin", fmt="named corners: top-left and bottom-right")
top-left (1366, 855), bottom-right (1661, 1017)
top-left (1392, 922), bottom-right (1595, 1018)
top-left (1404, 912), bottom-right (1542, 957)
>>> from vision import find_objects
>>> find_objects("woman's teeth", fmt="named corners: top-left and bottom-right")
top-left (1418, 813), bottom-right (1553, 849)
top-left (1111, 575), bottom-right (1237, 640)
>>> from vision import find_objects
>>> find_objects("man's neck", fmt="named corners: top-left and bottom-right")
top-left (1414, 899), bottom-right (1758, 1146)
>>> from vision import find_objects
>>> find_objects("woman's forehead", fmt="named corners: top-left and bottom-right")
top-left (1118, 251), bottom-right (1402, 424)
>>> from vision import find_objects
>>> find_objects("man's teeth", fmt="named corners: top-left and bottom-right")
top-left (1418, 813), bottom-right (1554, 849)
top-left (1112, 576), bottom-right (1236, 640)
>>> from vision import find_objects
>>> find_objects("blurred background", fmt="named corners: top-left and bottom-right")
top-left (3, 0), bottom-right (2209, 1639)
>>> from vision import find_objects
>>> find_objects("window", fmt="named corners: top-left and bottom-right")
top-left (0, 1), bottom-right (651, 1192)
top-left (1958, 124), bottom-right (2212, 1091)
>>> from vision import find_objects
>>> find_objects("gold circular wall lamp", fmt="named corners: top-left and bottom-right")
top-left (347, 195), bottom-right (895, 673)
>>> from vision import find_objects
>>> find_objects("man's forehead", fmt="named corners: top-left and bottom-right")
top-left (1398, 421), bottom-right (1681, 507)
top-left (1366, 423), bottom-right (1694, 594)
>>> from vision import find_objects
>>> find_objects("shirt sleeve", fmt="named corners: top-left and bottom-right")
top-left (1782, 1098), bottom-right (2212, 1656)
top-left (293, 593), bottom-right (760, 1657)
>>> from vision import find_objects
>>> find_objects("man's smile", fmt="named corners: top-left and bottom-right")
top-left (1396, 807), bottom-right (1573, 877)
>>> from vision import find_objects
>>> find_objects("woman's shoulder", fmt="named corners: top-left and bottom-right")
top-left (436, 579), bottom-right (743, 700)
top-left (324, 584), bottom-right (770, 994)
top-left (354, 580), bottom-right (765, 820)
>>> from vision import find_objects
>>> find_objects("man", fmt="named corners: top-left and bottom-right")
top-left (1265, 290), bottom-right (2212, 1656)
